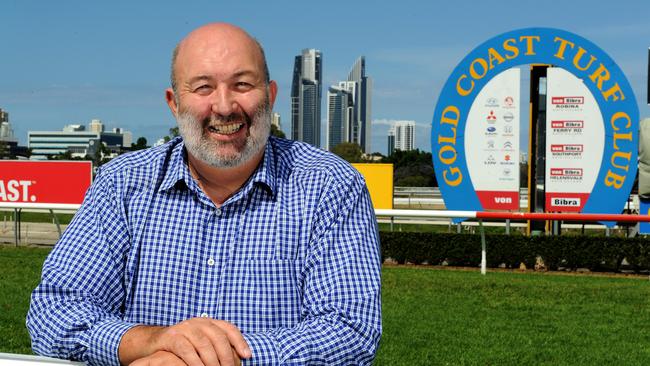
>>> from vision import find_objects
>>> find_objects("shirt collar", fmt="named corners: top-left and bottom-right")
top-left (159, 138), bottom-right (191, 192)
top-left (247, 137), bottom-right (277, 198)
top-left (158, 137), bottom-right (277, 198)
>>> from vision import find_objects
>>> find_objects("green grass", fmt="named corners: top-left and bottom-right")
top-left (0, 247), bottom-right (50, 354)
top-left (0, 211), bottom-right (74, 225)
top-left (378, 267), bottom-right (650, 365)
top-left (3, 247), bottom-right (650, 365)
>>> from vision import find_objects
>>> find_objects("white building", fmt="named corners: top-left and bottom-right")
top-left (393, 120), bottom-right (415, 152)
top-left (28, 120), bottom-right (132, 160)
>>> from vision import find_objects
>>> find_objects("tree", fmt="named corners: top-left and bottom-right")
top-left (382, 149), bottom-right (437, 187)
top-left (332, 142), bottom-right (363, 163)
top-left (0, 141), bottom-right (9, 159)
top-left (270, 124), bottom-right (286, 139)
top-left (131, 137), bottom-right (148, 151)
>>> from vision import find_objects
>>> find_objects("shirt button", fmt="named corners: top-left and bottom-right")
top-left (215, 208), bottom-right (222, 216)
top-left (201, 312), bottom-right (209, 318)
top-left (207, 258), bottom-right (215, 266)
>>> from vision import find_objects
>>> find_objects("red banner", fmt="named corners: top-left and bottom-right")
top-left (0, 161), bottom-right (92, 205)
top-left (476, 190), bottom-right (520, 210)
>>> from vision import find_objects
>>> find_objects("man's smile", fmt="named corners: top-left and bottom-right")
top-left (208, 122), bottom-right (245, 135)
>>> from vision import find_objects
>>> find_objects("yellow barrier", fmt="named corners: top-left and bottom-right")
top-left (352, 164), bottom-right (394, 209)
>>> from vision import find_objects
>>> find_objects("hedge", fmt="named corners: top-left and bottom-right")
top-left (379, 232), bottom-right (650, 272)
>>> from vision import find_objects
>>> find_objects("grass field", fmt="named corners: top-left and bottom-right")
top-left (2, 247), bottom-right (650, 365)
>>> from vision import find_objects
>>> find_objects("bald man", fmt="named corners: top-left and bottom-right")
top-left (27, 23), bottom-right (382, 366)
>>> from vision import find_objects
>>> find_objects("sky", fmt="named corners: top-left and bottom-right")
top-left (1, 0), bottom-right (649, 155)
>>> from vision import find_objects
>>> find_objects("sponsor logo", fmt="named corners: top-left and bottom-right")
top-left (551, 120), bottom-right (584, 128)
top-left (503, 141), bottom-right (513, 150)
top-left (550, 144), bottom-right (583, 152)
top-left (486, 110), bottom-right (497, 122)
top-left (0, 180), bottom-right (36, 202)
top-left (502, 168), bottom-right (512, 176)
top-left (550, 168), bottom-right (583, 176)
top-left (487, 140), bottom-right (495, 149)
top-left (503, 111), bottom-right (514, 122)
top-left (503, 125), bottom-right (513, 134)
top-left (486, 126), bottom-right (497, 134)
top-left (494, 196), bottom-right (513, 204)
top-left (504, 96), bottom-right (514, 107)
top-left (551, 197), bottom-right (581, 207)
top-left (552, 96), bottom-right (584, 105)
top-left (485, 97), bottom-right (499, 107)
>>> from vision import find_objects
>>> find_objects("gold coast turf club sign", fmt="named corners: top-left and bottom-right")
top-left (432, 27), bottom-right (639, 215)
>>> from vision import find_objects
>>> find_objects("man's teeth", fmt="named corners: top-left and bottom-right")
top-left (209, 123), bottom-right (244, 135)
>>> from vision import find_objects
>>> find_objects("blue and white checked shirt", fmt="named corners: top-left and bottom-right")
top-left (27, 137), bottom-right (382, 365)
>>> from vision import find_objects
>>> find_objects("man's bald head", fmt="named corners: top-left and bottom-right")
top-left (170, 23), bottom-right (270, 94)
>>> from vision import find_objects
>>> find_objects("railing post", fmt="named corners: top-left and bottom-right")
top-left (479, 219), bottom-right (487, 275)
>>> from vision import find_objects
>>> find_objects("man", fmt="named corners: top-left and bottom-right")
top-left (27, 23), bottom-right (382, 365)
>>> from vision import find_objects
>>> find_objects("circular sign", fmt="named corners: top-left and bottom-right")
top-left (431, 27), bottom-right (639, 217)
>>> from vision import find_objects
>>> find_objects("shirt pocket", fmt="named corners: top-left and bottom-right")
top-left (224, 259), bottom-right (304, 332)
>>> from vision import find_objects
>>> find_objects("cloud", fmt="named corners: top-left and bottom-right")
top-left (372, 118), bottom-right (430, 128)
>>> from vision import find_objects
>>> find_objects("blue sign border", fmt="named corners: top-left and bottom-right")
top-left (432, 27), bottom-right (639, 220)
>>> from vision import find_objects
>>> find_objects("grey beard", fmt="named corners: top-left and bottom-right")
top-left (177, 103), bottom-right (271, 168)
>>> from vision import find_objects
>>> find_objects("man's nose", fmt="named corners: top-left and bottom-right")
top-left (211, 86), bottom-right (237, 116)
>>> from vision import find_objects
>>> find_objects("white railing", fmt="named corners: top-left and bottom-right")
top-left (0, 352), bottom-right (82, 365)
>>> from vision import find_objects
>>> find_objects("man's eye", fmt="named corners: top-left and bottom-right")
top-left (235, 82), bottom-right (253, 90)
top-left (194, 85), bottom-right (212, 93)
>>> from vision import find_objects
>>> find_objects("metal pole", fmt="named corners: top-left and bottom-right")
top-left (13, 208), bottom-right (19, 247)
top-left (479, 219), bottom-right (487, 275)
top-left (506, 219), bottom-right (511, 235)
top-left (390, 216), bottom-right (394, 232)
top-left (49, 209), bottom-right (62, 238)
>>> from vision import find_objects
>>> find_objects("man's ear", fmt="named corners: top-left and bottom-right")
top-left (165, 88), bottom-right (178, 116)
top-left (268, 81), bottom-right (278, 109)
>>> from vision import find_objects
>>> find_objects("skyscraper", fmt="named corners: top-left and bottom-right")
top-left (393, 120), bottom-right (415, 152)
top-left (387, 127), bottom-right (395, 156)
top-left (347, 57), bottom-right (372, 154)
top-left (291, 49), bottom-right (322, 148)
top-left (326, 57), bottom-right (372, 153)
top-left (0, 108), bottom-right (14, 142)
top-left (327, 86), bottom-right (353, 150)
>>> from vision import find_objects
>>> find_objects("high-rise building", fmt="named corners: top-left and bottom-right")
top-left (327, 86), bottom-right (353, 150)
top-left (326, 57), bottom-right (372, 153)
top-left (272, 112), bottom-right (281, 130)
top-left (393, 120), bottom-right (415, 152)
top-left (347, 57), bottom-right (372, 153)
top-left (387, 127), bottom-right (395, 156)
top-left (0, 108), bottom-right (8, 123)
top-left (0, 108), bottom-right (14, 142)
top-left (291, 49), bottom-right (322, 148)
top-left (89, 119), bottom-right (104, 133)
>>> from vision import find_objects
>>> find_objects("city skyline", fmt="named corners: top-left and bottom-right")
top-left (2, 1), bottom-right (649, 156)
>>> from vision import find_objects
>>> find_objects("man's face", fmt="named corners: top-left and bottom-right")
top-left (167, 25), bottom-right (277, 168)
top-left (176, 95), bottom-right (272, 168)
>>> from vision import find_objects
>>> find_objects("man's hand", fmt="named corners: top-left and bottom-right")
top-left (119, 318), bottom-right (251, 366)
top-left (129, 351), bottom-right (186, 366)
top-left (129, 350), bottom-right (241, 366)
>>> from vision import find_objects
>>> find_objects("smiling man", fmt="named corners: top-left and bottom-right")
top-left (27, 23), bottom-right (382, 366)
